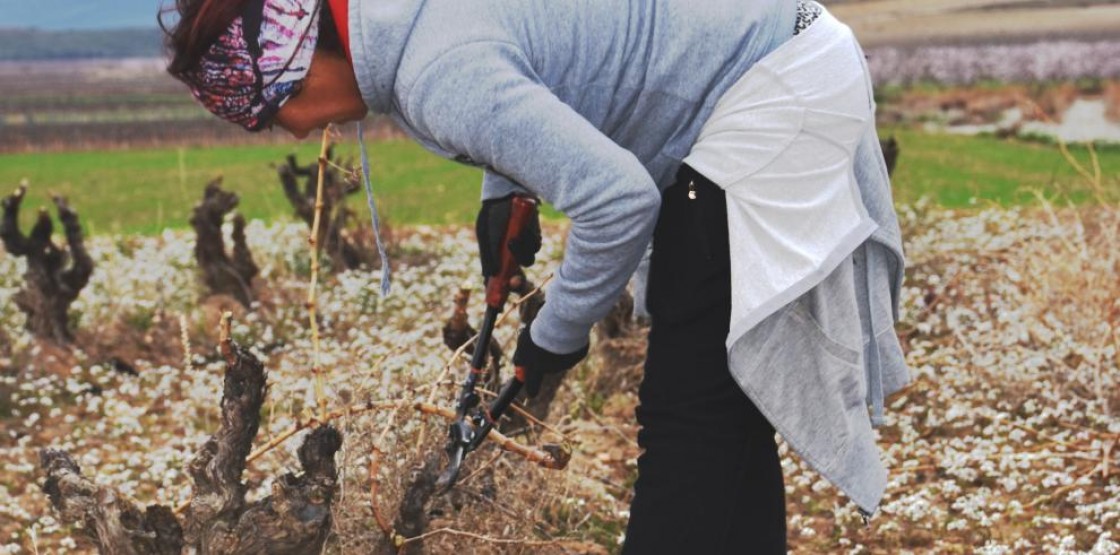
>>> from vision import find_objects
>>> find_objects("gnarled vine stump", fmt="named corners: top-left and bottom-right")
top-left (0, 184), bottom-right (93, 344)
top-left (190, 179), bottom-right (259, 308)
top-left (278, 149), bottom-right (377, 271)
top-left (41, 316), bottom-right (342, 554)
top-left (881, 136), bottom-right (901, 177)
top-left (441, 286), bottom-right (504, 391)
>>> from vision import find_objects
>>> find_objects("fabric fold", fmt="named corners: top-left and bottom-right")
top-left (683, 4), bottom-right (912, 516)
top-left (683, 6), bottom-right (876, 350)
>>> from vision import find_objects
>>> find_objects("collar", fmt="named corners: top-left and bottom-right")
top-left (327, 0), bottom-right (352, 61)
top-left (348, 0), bottom-right (425, 114)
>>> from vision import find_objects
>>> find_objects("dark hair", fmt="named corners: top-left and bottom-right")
top-left (317, 3), bottom-right (344, 56)
top-left (159, 0), bottom-right (341, 85)
top-left (159, 0), bottom-right (253, 83)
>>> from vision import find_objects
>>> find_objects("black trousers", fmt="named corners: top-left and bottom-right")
top-left (622, 166), bottom-right (787, 554)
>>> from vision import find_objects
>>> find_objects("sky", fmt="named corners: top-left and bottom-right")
top-left (0, 0), bottom-right (164, 30)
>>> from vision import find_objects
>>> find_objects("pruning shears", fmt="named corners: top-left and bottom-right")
top-left (436, 194), bottom-right (539, 491)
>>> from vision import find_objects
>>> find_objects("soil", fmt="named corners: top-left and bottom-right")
top-left (826, 0), bottom-right (1120, 46)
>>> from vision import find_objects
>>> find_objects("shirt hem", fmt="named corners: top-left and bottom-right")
top-left (725, 218), bottom-right (879, 350)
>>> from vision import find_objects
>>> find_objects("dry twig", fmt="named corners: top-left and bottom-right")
top-left (397, 527), bottom-right (600, 552)
top-left (308, 127), bottom-right (331, 423)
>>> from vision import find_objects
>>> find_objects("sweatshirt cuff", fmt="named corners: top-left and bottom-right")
top-left (530, 309), bottom-right (591, 355)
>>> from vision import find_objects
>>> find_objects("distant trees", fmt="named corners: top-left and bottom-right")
top-left (0, 28), bottom-right (162, 61)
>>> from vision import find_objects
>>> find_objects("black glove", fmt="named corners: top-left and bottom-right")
top-left (476, 193), bottom-right (542, 279)
top-left (512, 325), bottom-right (588, 398)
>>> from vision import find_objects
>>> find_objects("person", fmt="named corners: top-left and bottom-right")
top-left (162, 0), bottom-right (912, 552)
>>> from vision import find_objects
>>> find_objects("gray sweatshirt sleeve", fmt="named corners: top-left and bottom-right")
top-left (401, 42), bottom-right (661, 354)
top-left (481, 171), bottom-right (528, 201)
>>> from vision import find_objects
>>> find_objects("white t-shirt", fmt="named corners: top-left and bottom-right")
top-left (682, 4), bottom-right (880, 347)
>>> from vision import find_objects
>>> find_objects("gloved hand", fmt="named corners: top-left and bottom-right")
top-left (513, 325), bottom-right (588, 397)
top-left (476, 193), bottom-right (542, 279)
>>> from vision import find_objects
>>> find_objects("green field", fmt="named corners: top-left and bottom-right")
top-left (884, 128), bottom-right (1119, 207)
top-left (0, 129), bottom-right (1116, 236)
top-left (0, 140), bottom-right (487, 235)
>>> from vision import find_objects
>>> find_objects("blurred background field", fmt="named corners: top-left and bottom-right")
top-left (1, 133), bottom-right (1117, 235)
top-left (0, 141), bottom-right (486, 235)
top-left (2, 0), bottom-right (1119, 235)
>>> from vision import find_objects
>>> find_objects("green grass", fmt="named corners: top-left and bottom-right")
top-left (884, 128), bottom-right (1119, 207)
top-left (0, 140), bottom-right (488, 235)
top-left (1, 129), bottom-right (1117, 236)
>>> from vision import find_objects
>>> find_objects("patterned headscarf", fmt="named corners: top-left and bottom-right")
top-left (184, 0), bottom-right (392, 297)
top-left (186, 0), bottom-right (320, 131)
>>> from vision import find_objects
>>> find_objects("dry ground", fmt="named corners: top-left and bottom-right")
top-left (1, 200), bottom-right (1118, 553)
top-left (826, 0), bottom-right (1120, 46)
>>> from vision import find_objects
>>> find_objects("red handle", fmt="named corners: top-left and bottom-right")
top-left (485, 195), bottom-right (538, 308)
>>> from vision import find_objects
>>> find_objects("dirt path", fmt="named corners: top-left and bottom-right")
top-left (827, 0), bottom-right (1120, 45)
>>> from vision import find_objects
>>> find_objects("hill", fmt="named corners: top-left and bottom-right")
top-left (0, 28), bottom-right (163, 61)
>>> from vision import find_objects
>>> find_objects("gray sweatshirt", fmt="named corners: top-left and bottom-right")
top-left (348, 0), bottom-right (796, 354)
top-left (349, 0), bottom-right (912, 516)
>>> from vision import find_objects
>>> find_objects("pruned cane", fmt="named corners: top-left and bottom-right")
top-left (436, 194), bottom-right (540, 491)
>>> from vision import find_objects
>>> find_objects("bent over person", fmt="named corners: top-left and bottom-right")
top-left (163, 0), bottom-right (911, 551)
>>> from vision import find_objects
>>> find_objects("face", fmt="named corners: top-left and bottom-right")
top-left (274, 50), bottom-right (369, 139)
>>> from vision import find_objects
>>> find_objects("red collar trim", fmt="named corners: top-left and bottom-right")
top-left (326, 0), bottom-right (352, 61)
